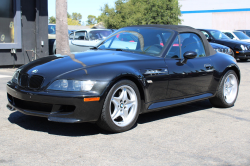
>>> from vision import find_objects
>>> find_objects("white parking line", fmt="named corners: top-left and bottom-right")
top-left (0, 75), bottom-right (12, 78)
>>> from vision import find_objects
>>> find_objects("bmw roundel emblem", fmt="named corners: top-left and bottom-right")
top-left (32, 69), bottom-right (38, 74)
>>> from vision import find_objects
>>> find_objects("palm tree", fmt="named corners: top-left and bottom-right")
top-left (56, 0), bottom-right (70, 54)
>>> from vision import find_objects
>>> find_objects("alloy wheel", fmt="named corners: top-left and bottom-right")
top-left (224, 74), bottom-right (238, 104)
top-left (109, 85), bottom-right (138, 127)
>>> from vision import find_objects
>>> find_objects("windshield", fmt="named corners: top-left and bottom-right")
top-left (246, 31), bottom-right (250, 37)
top-left (208, 30), bottom-right (230, 40)
top-left (234, 31), bottom-right (250, 40)
top-left (89, 30), bottom-right (112, 41)
top-left (98, 27), bottom-right (173, 57)
top-left (48, 25), bottom-right (56, 34)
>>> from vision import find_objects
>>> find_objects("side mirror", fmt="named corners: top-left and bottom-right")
top-left (181, 51), bottom-right (197, 64)
top-left (183, 51), bottom-right (197, 59)
top-left (207, 36), bottom-right (213, 42)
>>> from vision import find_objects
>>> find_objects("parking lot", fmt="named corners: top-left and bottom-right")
top-left (0, 61), bottom-right (250, 166)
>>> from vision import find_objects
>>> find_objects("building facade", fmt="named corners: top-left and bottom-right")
top-left (180, 0), bottom-right (250, 30)
top-left (0, 0), bottom-right (48, 67)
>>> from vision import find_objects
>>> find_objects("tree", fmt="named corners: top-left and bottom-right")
top-left (49, 16), bottom-right (56, 24)
top-left (72, 12), bottom-right (82, 23)
top-left (87, 15), bottom-right (97, 25)
top-left (67, 18), bottom-right (81, 25)
top-left (56, 0), bottom-right (70, 55)
top-left (67, 12), bottom-right (71, 19)
top-left (99, 0), bottom-right (182, 29)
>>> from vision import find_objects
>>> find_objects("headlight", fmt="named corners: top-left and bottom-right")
top-left (47, 80), bottom-right (96, 91)
top-left (12, 70), bottom-right (20, 84)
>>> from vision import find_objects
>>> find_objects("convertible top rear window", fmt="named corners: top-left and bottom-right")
top-left (98, 27), bottom-right (174, 57)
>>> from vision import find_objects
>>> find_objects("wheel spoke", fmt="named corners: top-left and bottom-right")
top-left (121, 88), bottom-right (128, 101)
top-left (112, 97), bottom-right (120, 107)
top-left (126, 103), bottom-right (134, 110)
top-left (112, 108), bottom-right (121, 119)
top-left (122, 109), bottom-right (128, 121)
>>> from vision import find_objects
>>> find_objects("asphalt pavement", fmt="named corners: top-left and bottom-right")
top-left (0, 63), bottom-right (250, 166)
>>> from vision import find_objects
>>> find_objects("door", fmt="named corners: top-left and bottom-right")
top-left (164, 33), bottom-right (214, 100)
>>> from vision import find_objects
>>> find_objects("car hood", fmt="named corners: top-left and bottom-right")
top-left (19, 50), bottom-right (157, 77)
top-left (215, 39), bottom-right (250, 46)
top-left (209, 42), bottom-right (229, 49)
top-left (241, 39), bottom-right (250, 43)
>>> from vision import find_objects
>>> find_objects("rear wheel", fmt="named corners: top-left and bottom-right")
top-left (97, 80), bottom-right (141, 132)
top-left (209, 70), bottom-right (239, 108)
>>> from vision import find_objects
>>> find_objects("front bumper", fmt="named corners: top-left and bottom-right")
top-left (6, 82), bottom-right (104, 123)
top-left (235, 50), bottom-right (250, 59)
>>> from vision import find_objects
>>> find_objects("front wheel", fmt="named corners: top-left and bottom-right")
top-left (97, 80), bottom-right (141, 132)
top-left (209, 70), bottom-right (239, 108)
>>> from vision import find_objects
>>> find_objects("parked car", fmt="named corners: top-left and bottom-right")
top-left (48, 24), bottom-right (56, 55)
top-left (237, 30), bottom-right (250, 37)
top-left (7, 25), bottom-right (240, 132)
top-left (53, 29), bottom-right (113, 54)
top-left (222, 30), bottom-right (250, 43)
top-left (210, 42), bottom-right (234, 57)
top-left (48, 24), bottom-right (76, 55)
top-left (198, 29), bottom-right (250, 61)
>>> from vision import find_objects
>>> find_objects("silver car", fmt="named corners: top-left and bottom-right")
top-left (53, 29), bottom-right (112, 54)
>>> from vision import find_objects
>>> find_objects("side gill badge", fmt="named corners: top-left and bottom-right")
top-left (144, 69), bottom-right (168, 84)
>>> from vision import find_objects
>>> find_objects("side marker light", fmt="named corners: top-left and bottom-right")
top-left (84, 97), bottom-right (100, 102)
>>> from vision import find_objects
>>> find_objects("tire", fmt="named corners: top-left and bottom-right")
top-left (97, 80), bottom-right (141, 132)
top-left (209, 70), bottom-right (239, 108)
top-left (239, 59), bottom-right (248, 62)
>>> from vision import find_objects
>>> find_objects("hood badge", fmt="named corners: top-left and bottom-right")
top-left (32, 69), bottom-right (38, 74)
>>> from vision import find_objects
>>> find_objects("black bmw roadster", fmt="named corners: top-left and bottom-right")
top-left (7, 25), bottom-right (240, 132)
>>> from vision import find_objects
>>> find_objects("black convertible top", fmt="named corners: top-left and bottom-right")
top-left (128, 25), bottom-right (216, 56)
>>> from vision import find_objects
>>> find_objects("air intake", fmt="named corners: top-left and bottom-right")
top-left (19, 74), bottom-right (29, 87)
top-left (29, 75), bottom-right (44, 89)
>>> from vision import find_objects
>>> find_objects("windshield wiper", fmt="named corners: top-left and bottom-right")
top-left (104, 48), bottom-right (124, 51)
top-left (90, 46), bottom-right (98, 50)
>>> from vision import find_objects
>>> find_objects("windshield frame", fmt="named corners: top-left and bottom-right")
top-left (96, 27), bottom-right (175, 58)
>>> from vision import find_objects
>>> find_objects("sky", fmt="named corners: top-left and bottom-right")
top-left (48, 0), bottom-right (116, 25)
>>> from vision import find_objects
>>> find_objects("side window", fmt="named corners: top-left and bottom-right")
top-left (180, 33), bottom-right (206, 58)
top-left (201, 31), bottom-right (210, 39)
top-left (74, 31), bottom-right (87, 40)
top-left (166, 36), bottom-right (180, 59)
top-left (224, 32), bottom-right (234, 39)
